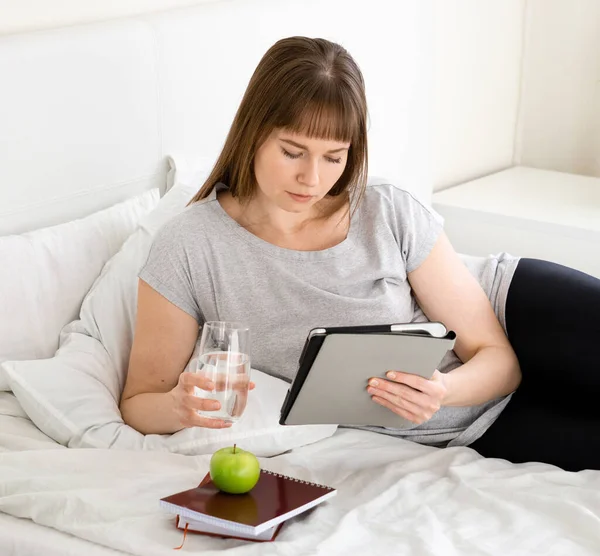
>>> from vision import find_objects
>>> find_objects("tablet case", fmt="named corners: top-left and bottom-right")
top-left (280, 323), bottom-right (456, 429)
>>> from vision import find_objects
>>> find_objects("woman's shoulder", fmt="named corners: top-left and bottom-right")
top-left (361, 179), bottom-right (444, 272)
top-left (362, 178), bottom-right (442, 223)
top-left (151, 195), bottom-right (221, 248)
top-left (364, 178), bottom-right (425, 204)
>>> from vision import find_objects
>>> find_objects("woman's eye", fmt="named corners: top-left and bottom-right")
top-left (282, 148), bottom-right (302, 159)
top-left (281, 147), bottom-right (341, 164)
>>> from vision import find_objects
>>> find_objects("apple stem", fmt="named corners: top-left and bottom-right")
top-left (233, 444), bottom-right (237, 454)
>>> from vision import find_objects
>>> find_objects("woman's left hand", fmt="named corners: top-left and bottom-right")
top-left (367, 370), bottom-right (448, 425)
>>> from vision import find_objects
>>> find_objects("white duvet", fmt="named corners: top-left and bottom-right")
top-left (1, 393), bottom-right (599, 556)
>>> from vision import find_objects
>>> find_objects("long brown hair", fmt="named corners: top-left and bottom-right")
top-left (188, 36), bottom-right (368, 214)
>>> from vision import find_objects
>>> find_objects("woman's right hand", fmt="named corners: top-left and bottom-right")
top-left (122, 280), bottom-right (255, 435)
top-left (170, 371), bottom-right (255, 429)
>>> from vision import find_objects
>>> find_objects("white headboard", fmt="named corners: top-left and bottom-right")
top-left (0, 20), bottom-right (165, 235)
top-left (0, 0), bottom-right (432, 235)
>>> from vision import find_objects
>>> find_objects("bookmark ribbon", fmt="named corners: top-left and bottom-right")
top-left (174, 522), bottom-right (189, 550)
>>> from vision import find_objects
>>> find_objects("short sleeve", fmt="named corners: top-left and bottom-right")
top-left (391, 186), bottom-right (444, 273)
top-left (138, 219), bottom-right (202, 322)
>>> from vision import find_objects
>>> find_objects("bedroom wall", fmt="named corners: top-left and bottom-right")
top-left (0, 0), bottom-right (525, 197)
top-left (0, 0), bottom-right (217, 35)
top-left (515, 0), bottom-right (600, 179)
top-left (432, 0), bottom-right (524, 191)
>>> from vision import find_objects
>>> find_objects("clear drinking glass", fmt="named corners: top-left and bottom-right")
top-left (190, 321), bottom-right (251, 423)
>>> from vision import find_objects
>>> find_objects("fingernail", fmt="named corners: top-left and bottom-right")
top-left (369, 379), bottom-right (379, 387)
top-left (223, 422), bottom-right (232, 428)
top-left (367, 387), bottom-right (376, 395)
top-left (387, 372), bottom-right (396, 379)
top-left (206, 382), bottom-right (215, 390)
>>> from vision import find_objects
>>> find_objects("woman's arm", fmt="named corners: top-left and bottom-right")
top-left (368, 232), bottom-right (521, 423)
top-left (408, 232), bottom-right (521, 406)
top-left (120, 279), bottom-right (234, 434)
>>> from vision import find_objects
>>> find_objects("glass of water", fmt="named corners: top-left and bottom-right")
top-left (191, 321), bottom-right (251, 423)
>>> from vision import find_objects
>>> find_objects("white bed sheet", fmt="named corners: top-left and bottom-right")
top-left (0, 393), bottom-right (124, 555)
top-left (0, 392), bottom-right (63, 452)
top-left (0, 513), bottom-right (128, 556)
top-left (1, 392), bottom-right (599, 556)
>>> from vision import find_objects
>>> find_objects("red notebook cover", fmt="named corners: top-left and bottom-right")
top-left (160, 469), bottom-right (336, 536)
top-left (173, 474), bottom-right (282, 543)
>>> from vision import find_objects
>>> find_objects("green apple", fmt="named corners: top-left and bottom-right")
top-left (209, 444), bottom-right (261, 494)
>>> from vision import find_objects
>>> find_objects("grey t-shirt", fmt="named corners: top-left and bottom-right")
top-left (139, 181), bottom-right (519, 447)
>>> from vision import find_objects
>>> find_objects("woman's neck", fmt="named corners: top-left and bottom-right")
top-left (218, 189), bottom-right (350, 250)
top-left (221, 190), bottom-right (348, 237)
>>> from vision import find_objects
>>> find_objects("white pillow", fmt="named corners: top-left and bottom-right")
top-left (164, 153), bottom-right (213, 192)
top-left (2, 163), bottom-right (336, 455)
top-left (2, 328), bottom-right (334, 456)
top-left (0, 189), bottom-right (159, 368)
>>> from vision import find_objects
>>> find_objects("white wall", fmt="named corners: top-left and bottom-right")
top-left (433, 0), bottom-right (525, 191)
top-left (0, 0), bottom-right (217, 35)
top-left (153, 0), bottom-right (433, 198)
top-left (516, 0), bottom-right (600, 178)
top-left (3, 1), bottom-right (598, 191)
top-left (0, 0), bottom-right (529, 197)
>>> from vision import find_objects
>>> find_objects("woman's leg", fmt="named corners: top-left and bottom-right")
top-left (470, 258), bottom-right (600, 471)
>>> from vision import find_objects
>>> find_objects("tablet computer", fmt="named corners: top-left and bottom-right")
top-left (279, 322), bottom-right (456, 429)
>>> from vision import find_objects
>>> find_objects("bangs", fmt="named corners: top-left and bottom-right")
top-left (275, 83), bottom-right (361, 144)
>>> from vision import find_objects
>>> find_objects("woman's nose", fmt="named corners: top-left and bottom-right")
top-left (298, 158), bottom-right (319, 187)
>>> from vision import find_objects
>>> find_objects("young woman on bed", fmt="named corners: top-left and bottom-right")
top-left (120, 36), bottom-right (600, 473)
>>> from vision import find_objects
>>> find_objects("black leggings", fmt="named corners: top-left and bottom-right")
top-left (469, 258), bottom-right (600, 472)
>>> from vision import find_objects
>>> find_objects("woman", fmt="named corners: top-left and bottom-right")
top-left (120, 36), bottom-right (600, 472)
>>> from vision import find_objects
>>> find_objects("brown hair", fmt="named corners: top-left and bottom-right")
top-left (188, 36), bottom-right (368, 213)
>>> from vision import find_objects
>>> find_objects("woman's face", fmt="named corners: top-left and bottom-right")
top-left (253, 129), bottom-right (350, 214)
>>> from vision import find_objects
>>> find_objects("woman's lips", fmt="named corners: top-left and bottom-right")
top-left (287, 192), bottom-right (314, 203)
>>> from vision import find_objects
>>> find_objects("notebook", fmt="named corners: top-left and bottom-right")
top-left (160, 469), bottom-right (336, 538)
top-left (175, 515), bottom-right (283, 542)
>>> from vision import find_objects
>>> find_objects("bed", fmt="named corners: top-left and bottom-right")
top-left (1, 1), bottom-right (599, 555)
top-left (2, 388), bottom-right (600, 556)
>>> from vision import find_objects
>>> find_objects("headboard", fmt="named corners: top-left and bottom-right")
top-left (0, 0), bottom-right (430, 235)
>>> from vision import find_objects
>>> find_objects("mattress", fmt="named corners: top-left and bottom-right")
top-left (1, 392), bottom-right (599, 556)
